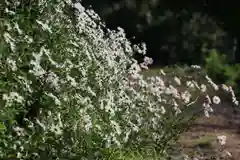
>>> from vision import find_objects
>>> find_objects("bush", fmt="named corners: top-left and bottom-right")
top-left (0, 0), bottom-right (238, 159)
top-left (204, 49), bottom-right (240, 96)
top-left (204, 49), bottom-right (228, 83)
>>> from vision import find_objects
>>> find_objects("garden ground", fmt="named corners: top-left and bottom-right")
top-left (178, 100), bottom-right (240, 159)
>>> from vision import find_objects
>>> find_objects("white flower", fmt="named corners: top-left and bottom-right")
top-left (191, 65), bottom-right (201, 69)
top-left (174, 76), bottom-right (181, 85)
top-left (186, 81), bottom-right (194, 88)
top-left (181, 91), bottom-right (191, 103)
top-left (29, 52), bottom-right (46, 76)
top-left (46, 72), bottom-right (60, 90)
top-left (36, 119), bottom-right (46, 130)
top-left (203, 102), bottom-right (213, 117)
top-left (233, 99), bottom-right (239, 106)
top-left (174, 106), bottom-right (182, 115)
top-left (7, 58), bottom-right (17, 71)
top-left (5, 8), bottom-right (16, 15)
top-left (50, 124), bottom-right (62, 135)
top-left (223, 150), bottom-right (232, 157)
top-left (204, 110), bottom-right (210, 117)
top-left (217, 135), bottom-right (227, 145)
top-left (75, 2), bottom-right (85, 13)
top-left (14, 22), bottom-right (23, 34)
top-left (200, 84), bottom-right (206, 92)
top-left (66, 75), bottom-right (77, 87)
top-left (221, 84), bottom-right (229, 92)
top-left (212, 96), bottom-right (221, 104)
top-left (82, 114), bottom-right (92, 132)
top-left (160, 69), bottom-right (166, 75)
top-left (36, 20), bottom-right (52, 33)
top-left (3, 32), bottom-right (16, 52)
top-left (140, 62), bottom-right (148, 69)
top-left (155, 76), bottom-right (165, 87)
top-left (205, 75), bottom-right (219, 91)
top-left (160, 106), bottom-right (166, 114)
top-left (205, 95), bottom-right (212, 104)
top-left (3, 92), bottom-right (24, 104)
top-left (111, 121), bottom-right (121, 135)
top-left (45, 92), bottom-right (61, 106)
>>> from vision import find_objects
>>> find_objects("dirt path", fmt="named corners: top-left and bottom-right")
top-left (178, 101), bottom-right (240, 159)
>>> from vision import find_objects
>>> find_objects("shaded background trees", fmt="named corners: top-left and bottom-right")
top-left (80, 0), bottom-right (239, 67)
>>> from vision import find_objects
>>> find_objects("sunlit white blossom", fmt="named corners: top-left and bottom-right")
top-left (36, 20), bottom-right (52, 33)
top-left (6, 58), bottom-right (17, 71)
top-left (186, 81), bottom-right (194, 88)
top-left (190, 65), bottom-right (201, 69)
top-left (200, 84), bottom-right (207, 92)
top-left (181, 91), bottom-right (191, 103)
top-left (3, 32), bottom-right (16, 52)
top-left (2, 92), bottom-right (24, 104)
top-left (174, 76), bottom-right (181, 85)
top-left (217, 135), bottom-right (227, 145)
top-left (221, 84), bottom-right (229, 92)
top-left (212, 96), bottom-right (221, 104)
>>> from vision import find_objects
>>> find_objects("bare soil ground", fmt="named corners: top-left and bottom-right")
top-left (178, 101), bottom-right (240, 159)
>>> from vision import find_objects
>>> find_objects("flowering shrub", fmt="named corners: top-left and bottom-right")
top-left (0, 0), bottom-right (238, 159)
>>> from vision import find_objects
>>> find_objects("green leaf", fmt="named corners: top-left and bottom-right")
top-left (0, 122), bottom-right (6, 131)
